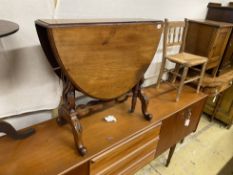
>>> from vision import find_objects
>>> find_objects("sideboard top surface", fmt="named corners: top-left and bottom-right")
top-left (0, 84), bottom-right (207, 175)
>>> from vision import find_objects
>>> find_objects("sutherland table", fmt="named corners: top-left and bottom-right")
top-left (35, 19), bottom-right (163, 155)
top-left (0, 84), bottom-right (207, 175)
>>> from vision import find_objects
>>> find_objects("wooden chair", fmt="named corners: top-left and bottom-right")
top-left (157, 19), bottom-right (208, 101)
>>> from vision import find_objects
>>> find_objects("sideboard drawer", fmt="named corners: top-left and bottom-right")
top-left (89, 124), bottom-right (160, 175)
top-left (117, 149), bottom-right (156, 175)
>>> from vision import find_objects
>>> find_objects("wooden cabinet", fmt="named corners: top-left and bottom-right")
top-left (206, 3), bottom-right (233, 75)
top-left (202, 3), bottom-right (233, 129)
top-left (204, 84), bottom-right (233, 129)
top-left (155, 98), bottom-right (206, 158)
top-left (0, 85), bottom-right (207, 175)
top-left (184, 19), bottom-right (232, 76)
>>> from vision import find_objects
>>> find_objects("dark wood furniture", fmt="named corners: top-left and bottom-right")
top-left (157, 19), bottom-right (207, 102)
top-left (184, 19), bottom-right (232, 77)
top-left (202, 2), bottom-right (233, 129)
top-left (204, 83), bottom-right (233, 129)
top-left (35, 19), bottom-right (163, 156)
top-left (0, 20), bottom-right (35, 140)
top-left (0, 84), bottom-right (207, 175)
top-left (206, 2), bottom-right (233, 75)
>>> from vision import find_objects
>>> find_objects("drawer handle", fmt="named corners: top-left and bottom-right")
top-left (184, 109), bottom-right (192, 127)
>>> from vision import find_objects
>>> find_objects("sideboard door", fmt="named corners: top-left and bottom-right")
top-left (155, 99), bottom-right (206, 157)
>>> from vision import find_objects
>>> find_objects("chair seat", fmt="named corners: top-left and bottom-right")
top-left (167, 52), bottom-right (208, 66)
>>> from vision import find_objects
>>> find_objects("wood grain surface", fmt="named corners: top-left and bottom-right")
top-left (0, 84), bottom-right (207, 175)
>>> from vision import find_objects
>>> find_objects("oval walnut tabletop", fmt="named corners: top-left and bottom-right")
top-left (36, 19), bottom-right (163, 100)
top-left (0, 20), bottom-right (19, 38)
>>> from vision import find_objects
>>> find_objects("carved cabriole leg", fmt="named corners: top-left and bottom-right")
top-left (172, 64), bottom-right (180, 84)
top-left (130, 79), bottom-right (153, 121)
top-left (176, 66), bottom-right (189, 102)
top-left (57, 80), bottom-right (87, 156)
top-left (57, 78), bottom-right (70, 126)
top-left (138, 88), bottom-right (153, 121)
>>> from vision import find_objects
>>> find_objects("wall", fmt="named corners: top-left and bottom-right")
top-left (0, 0), bottom-right (229, 131)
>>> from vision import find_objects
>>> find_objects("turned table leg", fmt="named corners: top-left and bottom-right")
top-left (138, 89), bottom-right (153, 121)
top-left (130, 79), bottom-right (153, 121)
top-left (130, 83), bottom-right (139, 113)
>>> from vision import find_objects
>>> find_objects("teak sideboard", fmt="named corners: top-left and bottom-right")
top-left (0, 84), bottom-right (207, 175)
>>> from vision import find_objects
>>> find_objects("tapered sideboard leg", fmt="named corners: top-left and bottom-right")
top-left (166, 144), bottom-right (177, 167)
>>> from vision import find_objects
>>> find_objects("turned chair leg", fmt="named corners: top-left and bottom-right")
top-left (172, 64), bottom-right (180, 84)
top-left (157, 58), bottom-right (167, 89)
top-left (197, 62), bottom-right (207, 93)
top-left (176, 66), bottom-right (189, 102)
top-left (166, 144), bottom-right (177, 167)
